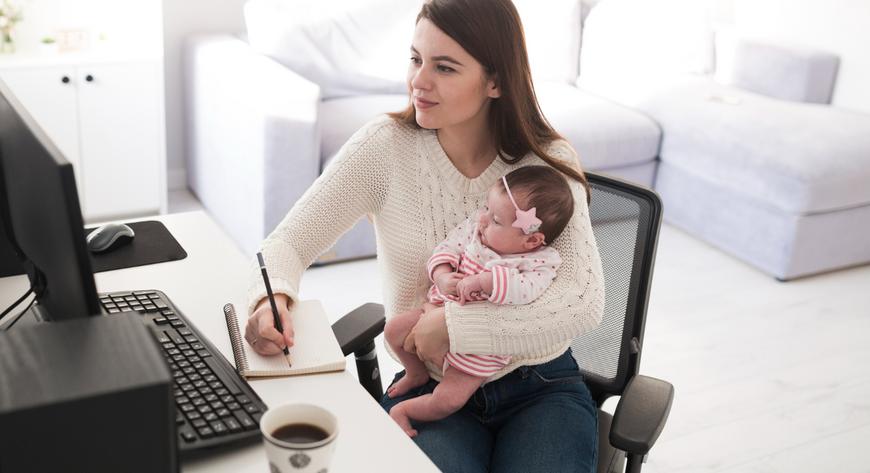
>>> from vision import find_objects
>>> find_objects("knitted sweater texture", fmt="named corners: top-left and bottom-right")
top-left (248, 116), bottom-right (605, 382)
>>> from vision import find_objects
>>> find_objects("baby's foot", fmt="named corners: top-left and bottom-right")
top-left (387, 371), bottom-right (429, 398)
top-left (389, 404), bottom-right (418, 438)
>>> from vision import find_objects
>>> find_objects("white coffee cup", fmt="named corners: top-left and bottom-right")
top-left (260, 403), bottom-right (339, 473)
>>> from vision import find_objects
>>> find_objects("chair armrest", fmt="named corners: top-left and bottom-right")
top-left (609, 375), bottom-right (674, 455)
top-left (331, 303), bottom-right (386, 356)
top-left (332, 303), bottom-right (386, 399)
top-left (716, 33), bottom-right (839, 104)
top-left (183, 34), bottom-right (322, 255)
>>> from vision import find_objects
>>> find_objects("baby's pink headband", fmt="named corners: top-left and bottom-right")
top-left (502, 176), bottom-right (542, 235)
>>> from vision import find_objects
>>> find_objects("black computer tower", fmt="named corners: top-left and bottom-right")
top-left (0, 312), bottom-right (177, 472)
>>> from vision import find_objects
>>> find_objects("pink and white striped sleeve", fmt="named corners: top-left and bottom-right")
top-left (427, 217), bottom-right (476, 282)
top-left (487, 249), bottom-right (562, 305)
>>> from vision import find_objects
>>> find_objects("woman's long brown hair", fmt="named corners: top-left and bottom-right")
top-left (389, 0), bottom-right (590, 197)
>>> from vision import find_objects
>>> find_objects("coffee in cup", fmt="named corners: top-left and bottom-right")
top-left (260, 403), bottom-right (339, 472)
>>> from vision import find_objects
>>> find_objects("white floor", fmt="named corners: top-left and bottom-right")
top-left (169, 189), bottom-right (870, 472)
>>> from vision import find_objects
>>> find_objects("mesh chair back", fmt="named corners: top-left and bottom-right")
top-left (569, 173), bottom-right (662, 404)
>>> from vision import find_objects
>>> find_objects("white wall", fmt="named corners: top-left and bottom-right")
top-left (733, 0), bottom-right (870, 114)
top-left (9, 0), bottom-right (162, 55)
top-left (161, 0), bottom-right (247, 190)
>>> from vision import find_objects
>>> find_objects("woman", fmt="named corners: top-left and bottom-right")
top-left (244, 0), bottom-right (604, 471)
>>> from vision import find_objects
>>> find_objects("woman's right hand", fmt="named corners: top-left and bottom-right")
top-left (244, 294), bottom-right (294, 355)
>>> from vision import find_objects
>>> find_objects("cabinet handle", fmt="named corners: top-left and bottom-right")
top-left (61, 76), bottom-right (70, 84)
top-left (85, 75), bottom-right (94, 82)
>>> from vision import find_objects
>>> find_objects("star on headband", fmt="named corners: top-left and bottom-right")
top-left (502, 176), bottom-right (543, 235)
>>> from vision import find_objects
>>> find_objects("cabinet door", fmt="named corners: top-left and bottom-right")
top-left (76, 62), bottom-right (162, 220)
top-left (0, 66), bottom-right (83, 195)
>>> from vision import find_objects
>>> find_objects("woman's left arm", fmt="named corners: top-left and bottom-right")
top-left (414, 186), bottom-right (603, 362)
top-left (411, 150), bottom-right (605, 362)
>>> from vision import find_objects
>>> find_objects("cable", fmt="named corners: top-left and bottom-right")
top-left (0, 292), bottom-right (36, 330)
top-left (0, 286), bottom-right (33, 321)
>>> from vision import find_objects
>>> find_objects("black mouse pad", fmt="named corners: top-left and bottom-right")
top-left (85, 220), bottom-right (187, 273)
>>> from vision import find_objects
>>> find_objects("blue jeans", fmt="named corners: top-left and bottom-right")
top-left (381, 348), bottom-right (598, 473)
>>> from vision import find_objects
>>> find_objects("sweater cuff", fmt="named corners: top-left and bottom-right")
top-left (444, 301), bottom-right (495, 354)
top-left (247, 277), bottom-right (299, 317)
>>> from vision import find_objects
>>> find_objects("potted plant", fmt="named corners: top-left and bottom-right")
top-left (0, 0), bottom-right (23, 54)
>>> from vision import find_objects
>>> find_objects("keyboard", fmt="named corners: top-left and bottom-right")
top-left (99, 290), bottom-right (268, 456)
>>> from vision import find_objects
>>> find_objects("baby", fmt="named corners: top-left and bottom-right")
top-left (384, 165), bottom-right (576, 437)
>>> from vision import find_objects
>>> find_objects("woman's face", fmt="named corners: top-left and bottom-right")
top-left (407, 18), bottom-right (500, 131)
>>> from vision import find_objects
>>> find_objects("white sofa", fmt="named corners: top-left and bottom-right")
top-left (184, 0), bottom-right (661, 263)
top-left (184, 0), bottom-right (870, 280)
top-left (578, 0), bottom-right (870, 279)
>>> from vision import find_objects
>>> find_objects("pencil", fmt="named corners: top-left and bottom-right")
top-left (256, 252), bottom-right (290, 357)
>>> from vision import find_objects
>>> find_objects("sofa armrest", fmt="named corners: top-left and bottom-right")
top-left (609, 374), bottom-right (674, 456)
top-left (716, 34), bottom-right (839, 104)
top-left (184, 34), bottom-right (322, 255)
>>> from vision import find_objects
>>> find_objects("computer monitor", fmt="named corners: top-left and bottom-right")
top-left (0, 79), bottom-right (100, 323)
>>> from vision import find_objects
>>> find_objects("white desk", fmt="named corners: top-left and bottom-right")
top-left (0, 211), bottom-right (437, 473)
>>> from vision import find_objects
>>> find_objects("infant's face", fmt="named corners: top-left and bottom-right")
top-left (478, 187), bottom-right (531, 255)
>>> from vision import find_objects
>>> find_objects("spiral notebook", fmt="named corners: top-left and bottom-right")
top-left (223, 300), bottom-right (346, 378)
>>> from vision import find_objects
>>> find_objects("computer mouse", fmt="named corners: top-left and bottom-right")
top-left (86, 223), bottom-right (135, 254)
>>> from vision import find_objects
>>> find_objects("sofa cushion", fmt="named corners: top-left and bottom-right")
top-left (578, 0), bottom-right (714, 102)
top-left (513, 0), bottom-right (583, 84)
top-left (635, 77), bottom-right (870, 214)
top-left (245, 0), bottom-right (419, 98)
top-left (536, 82), bottom-right (661, 171)
top-left (246, 0), bottom-right (584, 99)
top-left (319, 94), bottom-right (410, 166)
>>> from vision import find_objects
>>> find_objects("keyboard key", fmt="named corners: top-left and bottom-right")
top-left (197, 427), bottom-right (215, 439)
top-left (191, 419), bottom-right (207, 428)
top-left (187, 411), bottom-right (202, 421)
top-left (202, 356), bottom-right (242, 395)
top-left (224, 418), bottom-right (242, 432)
top-left (153, 317), bottom-right (169, 325)
top-left (226, 402), bottom-right (241, 411)
top-left (234, 410), bottom-right (256, 430)
top-left (170, 320), bottom-right (185, 328)
top-left (180, 428), bottom-right (197, 443)
top-left (204, 412), bottom-right (218, 422)
top-left (217, 408), bottom-right (232, 418)
top-left (244, 404), bottom-right (260, 414)
top-left (185, 335), bottom-right (198, 343)
top-left (210, 421), bottom-right (229, 435)
top-left (178, 328), bottom-right (193, 336)
top-left (237, 395), bottom-right (251, 405)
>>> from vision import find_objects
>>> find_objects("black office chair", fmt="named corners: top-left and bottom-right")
top-left (330, 171), bottom-right (673, 473)
top-left (572, 172), bottom-right (673, 473)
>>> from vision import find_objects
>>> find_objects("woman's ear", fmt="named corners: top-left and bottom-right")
top-left (523, 232), bottom-right (546, 250)
top-left (486, 75), bottom-right (501, 99)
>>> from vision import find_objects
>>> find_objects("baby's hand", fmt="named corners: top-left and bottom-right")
top-left (457, 274), bottom-right (486, 305)
top-left (435, 272), bottom-right (464, 297)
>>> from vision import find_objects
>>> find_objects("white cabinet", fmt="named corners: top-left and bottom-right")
top-left (0, 57), bottom-right (166, 222)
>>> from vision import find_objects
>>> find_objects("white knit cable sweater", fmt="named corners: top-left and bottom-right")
top-left (248, 116), bottom-right (604, 382)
